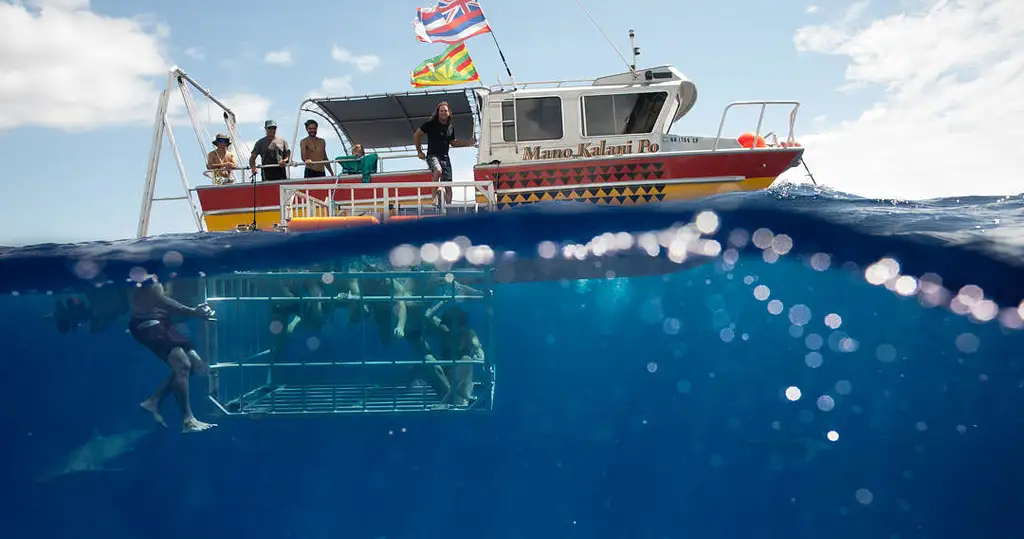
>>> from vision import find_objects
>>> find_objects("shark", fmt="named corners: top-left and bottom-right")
top-left (36, 426), bottom-right (156, 483)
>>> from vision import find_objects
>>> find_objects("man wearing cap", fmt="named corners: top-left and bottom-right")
top-left (250, 120), bottom-right (291, 181)
top-left (206, 132), bottom-right (237, 185)
top-left (300, 119), bottom-right (334, 178)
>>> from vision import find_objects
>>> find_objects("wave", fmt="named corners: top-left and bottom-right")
top-left (0, 183), bottom-right (1022, 308)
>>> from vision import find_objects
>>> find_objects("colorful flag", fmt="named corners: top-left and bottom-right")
top-left (413, 0), bottom-right (492, 44)
top-left (410, 43), bottom-right (481, 88)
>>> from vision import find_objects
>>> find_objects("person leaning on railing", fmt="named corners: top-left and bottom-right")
top-left (206, 133), bottom-right (238, 185)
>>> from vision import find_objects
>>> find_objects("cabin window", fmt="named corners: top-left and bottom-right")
top-left (582, 92), bottom-right (668, 137)
top-left (501, 97), bottom-right (563, 142)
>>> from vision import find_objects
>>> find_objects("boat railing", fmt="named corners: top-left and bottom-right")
top-left (278, 180), bottom-right (497, 225)
top-left (486, 78), bottom-right (601, 92)
top-left (713, 101), bottom-right (801, 150)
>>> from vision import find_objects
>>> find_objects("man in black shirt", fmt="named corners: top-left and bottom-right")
top-left (413, 101), bottom-right (476, 206)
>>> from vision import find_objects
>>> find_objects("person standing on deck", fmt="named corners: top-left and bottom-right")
top-left (413, 101), bottom-right (476, 206)
top-left (206, 133), bottom-right (238, 185)
top-left (300, 119), bottom-right (334, 178)
top-left (127, 273), bottom-right (217, 434)
top-left (250, 120), bottom-right (291, 181)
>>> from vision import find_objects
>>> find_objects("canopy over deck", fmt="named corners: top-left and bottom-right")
top-left (305, 87), bottom-right (481, 152)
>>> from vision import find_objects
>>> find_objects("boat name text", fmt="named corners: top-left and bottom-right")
top-left (522, 139), bottom-right (660, 161)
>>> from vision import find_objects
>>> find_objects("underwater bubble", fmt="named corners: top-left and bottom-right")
top-left (389, 244), bottom-right (418, 266)
top-left (720, 328), bottom-right (735, 342)
top-left (788, 304), bottom-right (812, 326)
top-left (771, 234), bottom-right (793, 255)
top-left (767, 299), bottom-right (784, 315)
top-left (306, 336), bottom-right (321, 351)
top-left (805, 333), bottom-right (823, 350)
top-left (789, 324), bottom-right (805, 338)
top-left (73, 259), bottom-right (102, 280)
top-left (420, 243), bottom-right (440, 263)
top-left (955, 333), bottom-right (980, 353)
top-left (956, 425), bottom-right (967, 434)
top-left (743, 275), bottom-right (755, 285)
top-left (915, 421), bottom-right (927, 431)
top-left (762, 249), bottom-right (780, 264)
top-left (827, 430), bottom-right (839, 442)
top-left (855, 488), bottom-right (874, 505)
top-left (695, 211), bottom-right (720, 234)
top-left (824, 313), bottom-right (842, 329)
top-left (894, 275), bottom-right (918, 296)
top-left (805, 352), bottom-right (823, 368)
top-left (321, 272), bottom-right (335, 285)
top-left (676, 379), bottom-right (692, 394)
top-left (537, 241), bottom-right (557, 258)
top-left (161, 250), bottom-right (184, 267)
top-left (752, 228), bottom-right (774, 249)
top-left (835, 380), bottom-right (852, 395)
top-left (771, 420), bottom-right (782, 430)
top-left (466, 245), bottom-right (495, 265)
top-left (810, 252), bottom-right (831, 271)
top-left (269, 320), bottom-right (284, 335)
top-left (784, 386), bottom-right (802, 401)
top-left (865, 258), bottom-right (900, 286)
top-left (753, 285), bottom-right (770, 301)
top-left (728, 228), bottom-right (750, 248)
top-left (646, 362), bottom-right (658, 373)
top-left (662, 317), bottom-right (681, 335)
top-left (816, 395), bottom-right (835, 411)
top-left (876, 344), bottom-right (897, 363)
top-left (723, 248), bottom-right (739, 264)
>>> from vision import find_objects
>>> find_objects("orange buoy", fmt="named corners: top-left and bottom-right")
top-left (287, 216), bottom-right (380, 231)
top-left (738, 132), bottom-right (766, 148)
top-left (387, 215), bottom-right (437, 223)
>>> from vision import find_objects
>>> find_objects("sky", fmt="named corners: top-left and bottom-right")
top-left (0, 0), bottom-right (1021, 245)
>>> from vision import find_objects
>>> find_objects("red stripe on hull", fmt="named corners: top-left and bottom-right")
top-left (473, 148), bottom-right (802, 188)
top-left (196, 171), bottom-right (434, 212)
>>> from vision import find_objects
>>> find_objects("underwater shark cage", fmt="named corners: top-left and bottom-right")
top-left (196, 266), bottom-right (496, 418)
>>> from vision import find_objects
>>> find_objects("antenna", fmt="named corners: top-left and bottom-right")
top-left (573, 0), bottom-right (632, 72)
top-left (629, 29), bottom-right (640, 72)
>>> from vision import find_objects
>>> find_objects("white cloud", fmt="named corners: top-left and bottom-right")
top-left (781, 0), bottom-right (1024, 199)
top-left (264, 48), bottom-right (293, 67)
top-left (330, 46), bottom-right (380, 73)
top-left (0, 0), bottom-right (169, 131)
top-left (806, 5), bottom-right (819, 14)
top-left (307, 75), bottom-right (354, 98)
top-left (184, 46), bottom-right (204, 60)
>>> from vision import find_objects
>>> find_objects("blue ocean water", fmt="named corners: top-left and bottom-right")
top-left (1, 182), bottom-right (1023, 539)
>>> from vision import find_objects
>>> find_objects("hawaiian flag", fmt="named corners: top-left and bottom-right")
top-left (413, 0), bottom-right (492, 44)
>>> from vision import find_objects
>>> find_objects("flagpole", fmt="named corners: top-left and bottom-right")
top-left (487, 30), bottom-right (515, 89)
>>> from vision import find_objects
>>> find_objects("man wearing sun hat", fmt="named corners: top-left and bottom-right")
top-left (249, 119), bottom-right (291, 181)
top-left (206, 132), bottom-right (237, 185)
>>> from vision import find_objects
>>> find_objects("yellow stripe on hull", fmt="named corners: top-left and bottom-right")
top-left (204, 211), bottom-right (281, 232)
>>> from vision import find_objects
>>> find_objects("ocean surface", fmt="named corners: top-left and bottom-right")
top-left (1, 182), bottom-right (1023, 539)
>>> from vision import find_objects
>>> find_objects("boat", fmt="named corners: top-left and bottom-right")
top-left (137, 55), bottom-right (805, 237)
top-left (129, 28), bottom-right (809, 419)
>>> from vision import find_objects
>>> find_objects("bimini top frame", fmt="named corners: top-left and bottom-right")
top-left (292, 86), bottom-right (485, 158)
